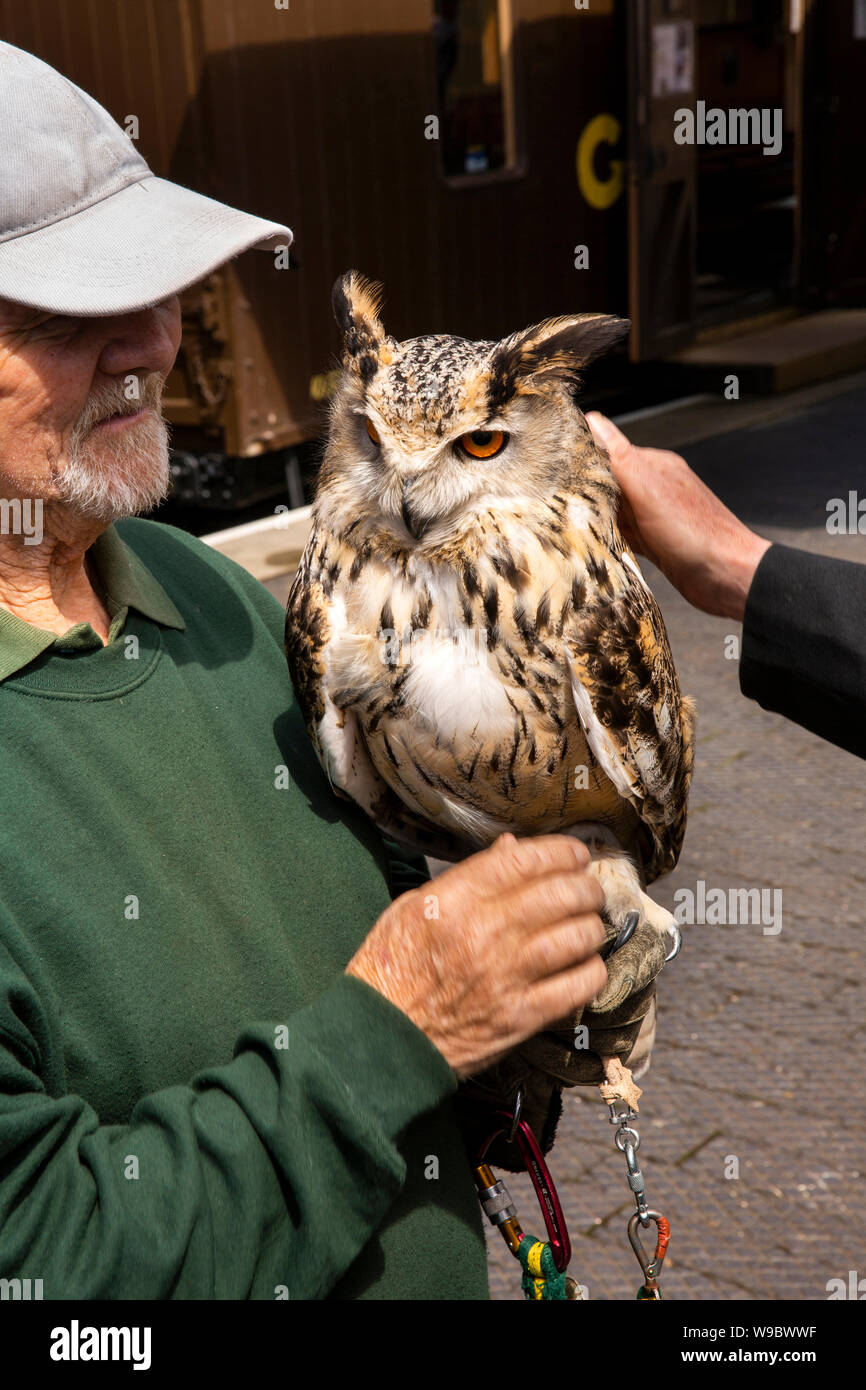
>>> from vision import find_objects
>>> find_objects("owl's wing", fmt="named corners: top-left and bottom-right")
top-left (563, 549), bottom-right (695, 881)
top-left (285, 527), bottom-right (477, 863)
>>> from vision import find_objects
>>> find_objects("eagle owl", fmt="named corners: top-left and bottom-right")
top-left (286, 272), bottom-right (696, 945)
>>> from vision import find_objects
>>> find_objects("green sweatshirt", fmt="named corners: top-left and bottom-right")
top-left (0, 518), bottom-right (489, 1300)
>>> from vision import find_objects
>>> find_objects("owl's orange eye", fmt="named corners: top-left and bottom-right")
top-left (459, 429), bottom-right (506, 459)
top-left (365, 417), bottom-right (381, 445)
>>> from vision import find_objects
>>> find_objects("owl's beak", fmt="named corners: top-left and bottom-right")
top-left (401, 487), bottom-right (426, 540)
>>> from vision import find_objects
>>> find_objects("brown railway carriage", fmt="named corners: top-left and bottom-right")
top-left (1, 0), bottom-right (861, 509)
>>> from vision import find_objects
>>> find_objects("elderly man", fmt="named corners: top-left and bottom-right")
top-left (0, 43), bottom-right (612, 1300)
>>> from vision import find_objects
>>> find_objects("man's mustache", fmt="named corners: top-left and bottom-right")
top-left (73, 374), bottom-right (165, 437)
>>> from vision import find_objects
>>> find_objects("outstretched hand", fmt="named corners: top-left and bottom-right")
top-left (585, 411), bottom-right (771, 622)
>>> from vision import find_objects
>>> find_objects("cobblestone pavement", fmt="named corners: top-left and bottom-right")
top-left (484, 380), bottom-right (866, 1301)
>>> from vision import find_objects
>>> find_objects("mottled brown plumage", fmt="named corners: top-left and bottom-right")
top-left (286, 272), bottom-right (696, 938)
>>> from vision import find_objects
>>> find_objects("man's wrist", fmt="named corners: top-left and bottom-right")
top-left (718, 532), bottom-right (772, 622)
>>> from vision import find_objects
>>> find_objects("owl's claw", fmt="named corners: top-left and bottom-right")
top-left (663, 922), bottom-right (682, 963)
top-left (601, 909), bottom-right (640, 960)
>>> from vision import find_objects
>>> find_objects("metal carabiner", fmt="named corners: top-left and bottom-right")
top-left (628, 1208), bottom-right (670, 1284)
top-left (477, 1109), bottom-right (572, 1273)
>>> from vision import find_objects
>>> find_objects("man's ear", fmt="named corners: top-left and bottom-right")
top-left (332, 271), bottom-right (388, 382)
top-left (488, 313), bottom-right (631, 402)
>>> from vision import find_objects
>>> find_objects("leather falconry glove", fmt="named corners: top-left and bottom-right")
top-left (457, 907), bottom-right (673, 1172)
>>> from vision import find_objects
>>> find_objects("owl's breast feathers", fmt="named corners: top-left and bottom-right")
top-left (286, 489), bottom-right (695, 882)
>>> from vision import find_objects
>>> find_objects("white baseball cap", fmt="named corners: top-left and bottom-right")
top-left (0, 41), bottom-right (293, 316)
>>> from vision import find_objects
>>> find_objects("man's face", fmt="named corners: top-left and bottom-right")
top-left (0, 295), bottom-right (182, 524)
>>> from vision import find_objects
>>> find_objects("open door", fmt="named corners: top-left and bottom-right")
top-left (626, 0), bottom-right (699, 360)
top-left (799, 0), bottom-right (866, 307)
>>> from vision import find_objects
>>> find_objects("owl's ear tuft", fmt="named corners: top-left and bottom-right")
top-left (489, 313), bottom-right (631, 403)
top-left (332, 271), bottom-right (387, 381)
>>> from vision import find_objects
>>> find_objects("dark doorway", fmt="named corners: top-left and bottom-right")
top-left (693, 0), bottom-right (797, 326)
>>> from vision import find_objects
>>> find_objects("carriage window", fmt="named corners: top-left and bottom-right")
top-left (434, 0), bottom-right (516, 178)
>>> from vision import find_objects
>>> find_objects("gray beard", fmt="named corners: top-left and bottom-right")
top-left (55, 378), bottom-right (172, 522)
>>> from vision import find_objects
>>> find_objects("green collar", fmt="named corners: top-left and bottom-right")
top-left (0, 522), bottom-right (185, 683)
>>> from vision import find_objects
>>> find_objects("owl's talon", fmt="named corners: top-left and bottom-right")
top-left (601, 909), bottom-right (640, 960)
top-left (663, 923), bottom-right (682, 963)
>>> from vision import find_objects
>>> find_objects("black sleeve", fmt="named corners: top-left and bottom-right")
top-left (739, 542), bottom-right (866, 759)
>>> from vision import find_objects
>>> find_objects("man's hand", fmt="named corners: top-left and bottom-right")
top-left (585, 411), bottom-right (771, 621)
top-left (346, 833), bottom-right (607, 1079)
